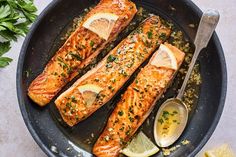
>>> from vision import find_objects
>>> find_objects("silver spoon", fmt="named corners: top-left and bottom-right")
top-left (154, 9), bottom-right (220, 148)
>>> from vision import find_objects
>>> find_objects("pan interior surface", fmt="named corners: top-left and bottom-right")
top-left (17, 0), bottom-right (227, 156)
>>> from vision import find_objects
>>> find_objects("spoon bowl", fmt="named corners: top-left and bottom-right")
top-left (154, 98), bottom-right (188, 147)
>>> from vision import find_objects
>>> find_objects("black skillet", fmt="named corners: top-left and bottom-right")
top-left (16, 0), bottom-right (227, 156)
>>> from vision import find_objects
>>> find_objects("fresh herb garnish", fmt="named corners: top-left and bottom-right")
top-left (57, 57), bottom-right (69, 70)
top-left (162, 110), bottom-right (169, 120)
top-left (0, 42), bottom-right (11, 67)
top-left (106, 63), bottom-right (113, 68)
top-left (159, 33), bottom-right (167, 40)
top-left (133, 87), bottom-right (139, 92)
top-left (129, 116), bottom-right (134, 122)
top-left (129, 106), bottom-right (134, 114)
top-left (25, 68), bottom-right (33, 77)
top-left (118, 110), bottom-right (124, 116)
top-left (71, 96), bottom-right (77, 103)
top-left (107, 54), bottom-right (117, 63)
top-left (81, 45), bottom-right (86, 49)
top-left (66, 102), bottom-right (72, 108)
top-left (70, 52), bottom-right (82, 61)
top-left (158, 118), bottom-right (164, 124)
top-left (110, 78), bottom-right (116, 83)
top-left (0, 1), bottom-right (37, 67)
top-left (119, 69), bottom-right (128, 77)
top-left (90, 40), bottom-right (94, 47)
top-left (61, 73), bottom-right (66, 77)
top-left (119, 126), bottom-right (124, 131)
top-left (125, 130), bottom-right (130, 135)
top-left (126, 58), bottom-right (134, 68)
top-left (147, 31), bottom-right (153, 39)
top-left (173, 110), bottom-right (178, 114)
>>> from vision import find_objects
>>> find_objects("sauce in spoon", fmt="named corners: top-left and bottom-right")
top-left (154, 99), bottom-right (188, 147)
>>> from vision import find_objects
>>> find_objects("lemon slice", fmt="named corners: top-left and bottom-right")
top-left (151, 44), bottom-right (178, 70)
top-left (121, 132), bottom-right (159, 157)
top-left (78, 84), bottom-right (103, 106)
top-left (83, 13), bottom-right (119, 40)
top-left (205, 144), bottom-right (235, 157)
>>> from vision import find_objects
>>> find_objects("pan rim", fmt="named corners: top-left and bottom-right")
top-left (16, 0), bottom-right (60, 157)
top-left (16, 0), bottom-right (227, 156)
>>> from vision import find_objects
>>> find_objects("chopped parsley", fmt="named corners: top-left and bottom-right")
top-left (61, 73), bottom-right (66, 77)
top-left (71, 96), bottom-right (77, 103)
top-left (81, 45), bottom-right (86, 49)
top-left (159, 33), bottom-right (167, 40)
top-left (129, 106), bottom-right (134, 114)
top-left (133, 87), bottom-right (139, 92)
top-left (57, 57), bottom-right (68, 70)
top-left (118, 110), bottom-right (124, 116)
top-left (107, 54), bottom-right (117, 63)
top-left (90, 40), bottom-right (94, 47)
top-left (119, 126), bottom-right (124, 131)
top-left (106, 63), bottom-right (113, 68)
top-left (173, 110), bottom-right (178, 114)
top-left (147, 31), bottom-right (153, 39)
top-left (126, 58), bottom-right (134, 68)
top-left (75, 115), bottom-right (79, 120)
top-left (162, 110), bottom-right (169, 120)
top-left (119, 69), bottom-right (128, 77)
top-left (66, 102), bottom-right (72, 108)
top-left (110, 78), bottom-right (116, 83)
top-left (158, 118), bottom-right (164, 124)
top-left (70, 52), bottom-right (82, 61)
top-left (125, 130), bottom-right (130, 135)
top-left (129, 116), bottom-right (134, 122)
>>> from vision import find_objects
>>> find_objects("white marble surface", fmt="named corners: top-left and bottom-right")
top-left (0, 0), bottom-right (235, 156)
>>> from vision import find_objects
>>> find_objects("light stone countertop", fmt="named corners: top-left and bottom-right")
top-left (0, 0), bottom-right (235, 156)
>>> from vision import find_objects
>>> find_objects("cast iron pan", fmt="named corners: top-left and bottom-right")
top-left (16, 0), bottom-right (227, 156)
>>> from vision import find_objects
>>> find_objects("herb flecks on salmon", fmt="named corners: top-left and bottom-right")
top-left (28, 0), bottom-right (137, 106)
top-left (55, 16), bottom-right (171, 126)
top-left (93, 43), bottom-right (185, 157)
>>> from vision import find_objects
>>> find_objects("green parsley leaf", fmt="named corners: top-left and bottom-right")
top-left (0, 42), bottom-right (11, 56)
top-left (118, 110), bottom-right (124, 116)
top-left (90, 40), bottom-right (94, 47)
top-left (0, 5), bottom-right (11, 19)
top-left (147, 31), bottom-right (153, 39)
top-left (0, 57), bottom-right (12, 67)
top-left (107, 54), bottom-right (117, 63)
top-left (0, 0), bottom-right (38, 68)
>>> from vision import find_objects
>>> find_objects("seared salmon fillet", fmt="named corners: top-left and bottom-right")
top-left (93, 43), bottom-right (185, 157)
top-left (55, 16), bottom-right (171, 126)
top-left (28, 0), bottom-right (137, 106)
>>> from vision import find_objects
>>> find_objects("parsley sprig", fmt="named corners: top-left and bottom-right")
top-left (0, 0), bottom-right (37, 68)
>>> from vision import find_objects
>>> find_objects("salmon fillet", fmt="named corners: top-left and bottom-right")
top-left (28, 0), bottom-right (137, 106)
top-left (93, 43), bottom-right (185, 157)
top-left (55, 16), bottom-right (171, 126)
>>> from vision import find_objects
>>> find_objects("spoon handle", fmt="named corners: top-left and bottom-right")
top-left (177, 9), bottom-right (220, 100)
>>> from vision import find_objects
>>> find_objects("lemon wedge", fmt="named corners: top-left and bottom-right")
top-left (205, 144), bottom-right (235, 157)
top-left (78, 84), bottom-right (103, 106)
top-left (83, 13), bottom-right (119, 40)
top-left (151, 44), bottom-right (178, 70)
top-left (121, 132), bottom-right (159, 157)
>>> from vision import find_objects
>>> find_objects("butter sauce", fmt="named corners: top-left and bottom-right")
top-left (154, 99), bottom-right (188, 147)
